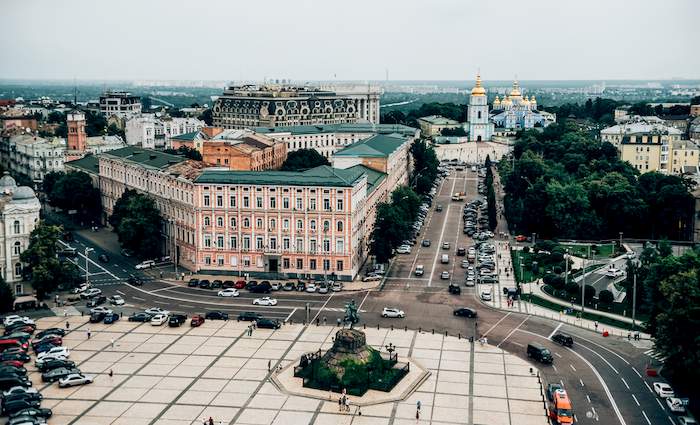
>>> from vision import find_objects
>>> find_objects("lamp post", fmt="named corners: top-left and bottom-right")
top-left (619, 232), bottom-right (623, 253)
top-left (632, 260), bottom-right (638, 332)
top-left (564, 249), bottom-right (569, 287)
top-left (581, 244), bottom-right (591, 317)
top-left (385, 342), bottom-right (396, 362)
top-left (84, 247), bottom-right (94, 286)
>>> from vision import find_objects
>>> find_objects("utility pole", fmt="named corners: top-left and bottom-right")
top-left (85, 247), bottom-right (94, 286)
top-left (564, 249), bottom-right (569, 287)
top-left (632, 266), bottom-right (637, 331)
top-left (581, 244), bottom-right (591, 317)
top-left (619, 232), bottom-right (623, 253)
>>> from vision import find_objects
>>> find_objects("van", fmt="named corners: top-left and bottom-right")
top-left (527, 343), bottom-right (553, 364)
top-left (552, 389), bottom-right (574, 424)
top-left (551, 333), bottom-right (573, 347)
top-left (441, 254), bottom-right (449, 264)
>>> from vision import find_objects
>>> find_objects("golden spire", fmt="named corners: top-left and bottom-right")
top-left (471, 73), bottom-right (486, 96)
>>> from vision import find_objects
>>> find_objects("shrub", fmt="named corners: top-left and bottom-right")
top-left (522, 246), bottom-right (530, 253)
top-left (599, 289), bottom-right (614, 304)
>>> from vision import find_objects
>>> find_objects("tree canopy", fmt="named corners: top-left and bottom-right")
top-left (499, 122), bottom-right (694, 240)
top-left (164, 146), bottom-right (203, 161)
top-left (0, 277), bottom-right (15, 313)
top-left (409, 139), bottom-right (439, 196)
top-left (370, 186), bottom-right (421, 264)
top-left (280, 148), bottom-right (330, 171)
top-left (44, 171), bottom-right (101, 224)
top-left (109, 190), bottom-right (163, 259)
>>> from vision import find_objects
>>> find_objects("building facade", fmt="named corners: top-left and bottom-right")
top-left (0, 134), bottom-right (65, 183)
top-left (490, 80), bottom-right (555, 130)
top-left (125, 114), bottom-right (205, 149)
top-left (467, 75), bottom-right (494, 142)
top-left (202, 130), bottom-right (287, 171)
top-left (99, 91), bottom-right (142, 119)
top-left (601, 117), bottom-right (697, 174)
top-left (0, 173), bottom-right (41, 295)
top-left (255, 123), bottom-right (419, 159)
top-left (416, 115), bottom-right (461, 138)
top-left (212, 84), bottom-right (380, 129)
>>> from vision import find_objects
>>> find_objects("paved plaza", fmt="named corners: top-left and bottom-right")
top-left (29, 316), bottom-right (548, 425)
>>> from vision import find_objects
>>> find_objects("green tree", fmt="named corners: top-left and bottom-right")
top-left (441, 127), bottom-right (467, 137)
top-left (47, 171), bottom-right (101, 224)
top-left (598, 289), bottom-right (614, 304)
top-left (107, 123), bottom-right (126, 140)
top-left (381, 110), bottom-right (406, 125)
top-left (164, 146), bottom-right (203, 161)
top-left (84, 111), bottom-right (107, 136)
top-left (391, 186), bottom-right (421, 225)
top-left (410, 139), bottom-right (439, 196)
top-left (280, 149), bottom-right (330, 171)
top-left (109, 190), bottom-right (163, 259)
top-left (47, 111), bottom-right (64, 124)
top-left (42, 171), bottom-right (64, 196)
top-left (0, 277), bottom-right (15, 313)
top-left (199, 108), bottom-right (213, 126)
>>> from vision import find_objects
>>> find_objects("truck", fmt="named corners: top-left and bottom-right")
top-left (451, 192), bottom-right (465, 201)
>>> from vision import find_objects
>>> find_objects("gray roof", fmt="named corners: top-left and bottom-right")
top-left (254, 123), bottom-right (418, 137)
top-left (195, 165), bottom-right (371, 188)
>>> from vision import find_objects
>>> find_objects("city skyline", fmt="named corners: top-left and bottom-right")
top-left (1, 0), bottom-right (698, 82)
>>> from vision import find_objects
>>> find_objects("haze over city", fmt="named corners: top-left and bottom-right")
top-left (1, 0), bottom-right (699, 81)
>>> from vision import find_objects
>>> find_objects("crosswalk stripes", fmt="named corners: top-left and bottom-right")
top-left (644, 349), bottom-right (668, 363)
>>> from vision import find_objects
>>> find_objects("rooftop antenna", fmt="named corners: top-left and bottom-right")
top-left (385, 68), bottom-right (389, 82)
top-left (73, 77), bottom-right (77, 106)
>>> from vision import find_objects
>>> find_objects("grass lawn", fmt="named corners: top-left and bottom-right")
top-left (560, 242), bottom-right (618, 259)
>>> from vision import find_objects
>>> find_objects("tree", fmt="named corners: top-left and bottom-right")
top-left (599, 289), bottom-right (614, 304)
top-left (280, 149), bottom-right (330, 171)
top-left (381, 110), bottom-right (406, 125)
top-left (409, 139), bottom-right (439, 196)
top-left (199, 109), bottom-right (213, 126)
top-left (107, 123), bottom-right (126, 140)
top-left (47, 111), bottom-right (64, 124)
top-left (42, 171), bottom-right (63, 196)
top-left (109, 190), bottom-right (163, 259)
top-left (0, 277), bottom-right (14, 313)
top-left (164, 146), bottom-right (203, 161)
top-left (441, 127), bottom-right (467, 137)
top-left (84, 111), bottom-right (107, 136)
top-left (46, 171), bottom-right (101, 224)
top-left (584, 285), bottom-right (596, 302)
top-left (20, 222), bottom-right (79, 299)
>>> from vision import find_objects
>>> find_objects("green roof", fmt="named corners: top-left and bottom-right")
top-left (65, 154), bottom-right (99, 175)
top-left (418, 115), bottom-right (460, 125)
top-left (170, 131), bottom-right (206, 141)
top-left (343, 164), bottom-right (386, 194)
top-left (195, 165), bottom-right (376, 188)
top-left (333, 134), bottom-right (407, 158)
top-left (102, 146), bottom-right (185, 169)
top-left (254, 123), bottom-right (418, 137)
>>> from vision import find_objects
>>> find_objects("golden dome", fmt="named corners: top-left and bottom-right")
top-left (494, 95), bottom-right (501, 103)
top-left (502, 95), bottom-right (512, 105)
top-left (530, 95), bottom-right (536, 102)
top-left (471, 74), bottom-right (486, 96)
top-left (509, 80), bottom-right (521, 98)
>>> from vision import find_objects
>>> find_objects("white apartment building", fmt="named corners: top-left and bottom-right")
top-left (0, 173), bottom-right (41, 295)
top-left (99, 91), bottom-right (142, 119)
top-left (125, 114), bottom-right (205, 149)
top-left (0, 134), bottom-right (65, 183)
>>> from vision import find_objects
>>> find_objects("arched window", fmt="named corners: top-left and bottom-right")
top-left (323, 220), bottom-right (330, 232)
top-left (230, 217), bottom-right (236, 228)
top-left (337, 221), bottom-right (344, 232)
top-left (477, 111), bottom-right (482, 119)
top-left (243, 218), bottom-right (250, 228)
top-left (13, 242), bottom-right (21, 256)
top-left (216, 217), bottom-right (223, 227)
top-left (204, 217), bottom-right (211, 226)
top-left (13, 221), bottom-right (20, 234)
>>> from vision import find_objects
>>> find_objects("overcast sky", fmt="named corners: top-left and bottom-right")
top-left (2, 0), bottom-right (698, 82)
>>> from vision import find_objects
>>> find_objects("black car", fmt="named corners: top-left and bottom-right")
top-left (33, 343), bottom-right (61, 355)
top-left (86, 296), bottom-right (107, 308)
top-left (237, 312), bottom-right (262, 322)
top-left (244, 281), bottom-right (258, 290)
top-left (10, 407), bottom-right (53, 420)
top-left (35, 328), bottom-right (65, 339)
top-left (4, 323), bottom-right (36, 334)
top-left (41, 367), bottom-right (80, 383)
top-left (2, 398), bottom-right (40, 415)
top-left (0, 352), bottom-right (30, 363)
top-left (37, 359), bottom-right (75, 373)
top-left (256, 318), bottom-right (281, 329)
top-left (8, 415), bottom-right (45, 425)
top-left (527, 343), bottom-right (553, 364)
top-left (98, 254), bottom-right (110, 263)
top-left (250, 282), bottom-right (272, 293)
top-left (295, 282), bottom-right (306, 291)
top-left (453, 307), bottom-right (477, 318)
top-left (448, 284), bottom-right (461, 295)
top-left (188, 279), bottom-right (199, 287)
top-left (3, 392), bottom-right (42, 404)
top-left (205, 311), bottom-right (228, 321)
top-left (199, 280), bottom-right (211, 289)
top-left (103, 313), bottom-right (120, 324)
top-left (551, 333), bottom-right (573, 347)
top-left (211, 280), bottom-right (223, 289)
top-left (128, 312), bottom-right (151, 322)
top-left (89, 312), bottom-right (106, 323)
top-left (127, 275), bottom-right (144, 286)
top-left (0, 365), bottom-right (27, 375)
top-left (168, 314), bottom-right (187, 327)
top-left (457, 247), bottom-right (466, 256)
top-left (2, 333), bottom-right (31, 343)
top-left (0, 377), bottom-right (31, 391)
top-left (222, 280), bottom-right (235, 288)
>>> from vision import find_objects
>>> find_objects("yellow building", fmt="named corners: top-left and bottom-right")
top-left (417, 115), bottom-right (461, 137)
top-left (601, 117), bottom-right (699, 174)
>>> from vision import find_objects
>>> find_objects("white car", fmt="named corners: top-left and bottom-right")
top-left (58, 373), bottom-right (94, 388)
top-left (465, 276), bottom-right (475, 287)
top-left (415, 265), bottom-right (424, 276)
top-left (135, 260), bottom-right (156, 270)
top-left (37, 346), bottom-right (70, 360)
top-left (653, 382), bottom-right (675, 398)
top-left (89, 306), bottom-right (113, 315)
top-left (441, 271), bottom-right (450, 280)
top-left (253, 297), bottom-right (278, 306)
top-left (396, 245), bottom-right (411, 254)
top-left (35, 353), bottom-right (67, 366)
top-left (145, 307), bottom-right (170, 316)
top-left (666, 397), bottom-right (686, 413)
top-left (2, 386), bottom-right (38, 397)
top-left (109, 295), bottom-right (125, 306)
top-left (481, 289), bottom-right (492, 301)
top-left (150, 314), bottom-right (168, 326)
top-left (72, 284), bottom-right (90, 294)
top-left (381, 308), bottom-right (405, 318)
top-left (678, 417), bottom-right (698, 425)
top-left (218, 288), bottom-right (240, 297)
top-left (306, 283), bottom-right (317, 293)
top-left (461, 260), bottom-right (470, 268)
top-left (331, 282), bottom-right (343, 292)
top-left (80, 288), bottom-right (102, 299)
top-left (2, 315), bottom-right (33, 326)
top-left (362, 274), bottom-right (382, 282)
top-left (606, 267), bottom-right (625, 278)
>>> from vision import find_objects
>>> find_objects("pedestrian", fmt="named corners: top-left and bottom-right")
top-left (338, 396), bottom-right (343, 411)
top-left (109, 369), bottom-right (113, 377)
top-left (357, 406), bottom-right (362, 416)
top-left (65, 321), bottom-right (70, 330)
top-left (209, 417), bottom-right (214, 425)
top-left (416, 409), bottom-right (420, 421)
top-left (268, 360), bottom-right (271, 372)
top-left (87, 329), bottom-right (91, 339)
top-left (594, 321), bottom-right (599, 332)
top-left (323, 316), bottom-right (327, 326)
top-left (110, 338), bottom-right (115, 348)
top-left (345, 397), bottom-right (350, 412)
top-left (417, 400), bottom-right (421, 411)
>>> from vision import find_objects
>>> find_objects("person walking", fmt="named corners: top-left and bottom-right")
top-left (208, 417), bottom-right (214, 425)
top-left (87, 329), bottom-right (91, 339)
top-left (594, 321), bottom-right (599, 332)
top-left (267, 360), bottom-right (271, 372)
top-left (110, 338), bottom-right (115, 348)
top-left (338, 396), bottom-right (343, 411)
top-left (65, 321), bottom-right (70, 330)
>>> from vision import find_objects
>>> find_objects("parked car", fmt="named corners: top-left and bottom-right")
top-left (205, 311), bottom-right (229, 321)
top-left (190, 315), bottom-right (205, 327)
top-left (128, 313), bottom-right (151, 322)
top-left (1, 398), bottom-right (40, 416)
top-left (234, 281), bottom-right (247, 289)
top-left (37, 347), bottom-right (69, 360)
top-left (253, 297), bottom-right (277, 306)
top-left (237, 312), bottom-right (261, 322)
top-left (188, 279), bottom-right (199, 288)
top-left (89, 306), bottom-right (112, 315)
top-left (150, 314), bottom-right (168, 326)
top-left (9, 407), bottom-right (53, 420)
top-left (58, 373), bottom-right (94, 388)
top-left (283, 282), bottom-right (295, 291)
top-left (414, 265), bottom-right (424, 276)
top-left (79, 288), bottom-right (102, 299)
top-left (256, 319), bottom-right (281, 329)
top-left (396, 245), bottom-right (411, 254)
top-left (295, 282), bottom-right (306, 292)
top-left (250, 282), bottom-right (272, 293)
top-left (440, 271), bottom-right (450, 280)
top-left (211, 280), bottom-right (223, 289)
top-left (362, 274), bottom-right (381, 282)
top-left (654, 382), bottom-right (675, 398)
top-left (305, 283), bottom-right (317, 293)
top-left (442, 242), bottom-right (450, 250)
top-left (318, 283), bottom-right (329, 294)
top-left (89, 312), bottom-right (106, 323)
top-left (217, 288), bottom-right (239, 297)
top-left (199, 280), bottom-right (211, 289)
top-left (480, 289), bottom-right (492, 301)
top-left (666, 397), bottom-right (687, 414)
top-left (41, 367), bottom-right (80, 383)
top-left (145, 307), bottom-right (169, 316)
top-left (36, 359), bottom-right (75, 373)
top-left (381, 308), bottom-right (405, 318)
top-left (107, 295), bottom-right (125, 306)
top-left (168, 314), bottom-right (187, 327)
top-left (135, 260), bottom-right (155, 270)
top-left (34, 329), bottom-right (65, 339)
top-left (223, 280), bottom-right (236, 289)
top-left (448, 284), bottom-right (461, 295)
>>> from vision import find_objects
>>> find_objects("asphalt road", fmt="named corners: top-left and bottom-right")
top-left (59, 167), bottom-right (679, 425)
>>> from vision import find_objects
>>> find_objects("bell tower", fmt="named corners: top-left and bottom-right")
top-left (66, 111), bottom-right (87, 151)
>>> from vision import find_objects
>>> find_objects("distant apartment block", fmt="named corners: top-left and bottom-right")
top-left (125, 114), bottom-right (205, 149)
top-left (100, 91), bottom-right (142, 119)
top-left (212, 84), bottom-right (380, 129)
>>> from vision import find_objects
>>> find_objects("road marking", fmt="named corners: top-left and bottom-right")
top-left (580, 379), bottom-right (585, 387)
top-left (180, 304), bottom-right (195, 308)
top-left (308, 292), bottom-right (334, 325)
top-left (547, 322), bottom-right (563, 339)
top-left (644, 381), bottom-right (654, 394)
top-left (632, 367), bottom-right (643, 378)
top-left (285, 308), bottom-right (297, 322)
top-left (656, 399), bottom-right (665, 410)
top-left (496, 315), bottom-right (529, 348)
top-left (570, 364), bottom-right (577, 372)
top-left (122, 269), bottom-right (128, 273)
top-left (554, 352), bottom-right (562, 358)
top-left (427, 177), bottom-right (457, 287)
top-left (586, 394), bottom-right (591, 403)
top-left (573, 340), bottom-right (619, 374)
top-left (116, 290), bottom-right (125, 295)
top-left (357, 290), bottom-right (371, 311)
top-left (632, 394), bottom-right (640, 406)
top-left (406, 248), bottom-right (421, 279)
top-left (133, 296), bottom-right (145, 301)
top-left (552, 365), bottom-right (558, 373)
top-left (572, 333), bottom-right (630, 365)
top-left (510, 341), bottom-right (523, 347)
top-left (150, 285), bottom-right (181, 293)
top-left (591, 406), bottom-right (599, 422)
top-left (482, 312), bottom-right (511, 337)
top-left (668, 416), bottom-right (676, 425)
top-left (620, 377), bottom-right (630, 390)
top-left (154, 300), bottom-right (167, 305)
top-left (641, 411), bottom-right (652, 425)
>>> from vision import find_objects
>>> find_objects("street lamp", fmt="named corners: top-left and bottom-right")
top-left (385, 342), bottom-right (396, 362)
top-left (84, 247), bottom-right (94, 286)
top-left (632, 259), bottom-right (639, 332)
top-left (619, 232), bottom-right (623, 253)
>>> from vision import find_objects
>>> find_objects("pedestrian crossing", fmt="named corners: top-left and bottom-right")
top-left (644, 349), bottom-right (668, 363)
